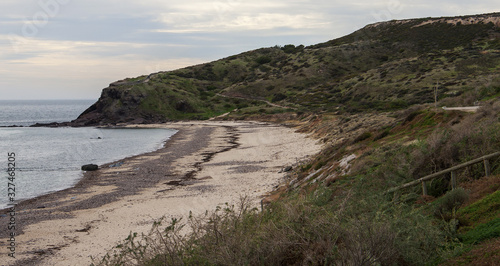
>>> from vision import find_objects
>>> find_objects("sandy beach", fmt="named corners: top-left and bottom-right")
top-left (0, 121), bottom-right (321, 266)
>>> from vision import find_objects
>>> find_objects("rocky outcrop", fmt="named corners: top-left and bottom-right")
top-left (81, 164), bottom-right (98, 171)
top-left (69, 86), bottom-right (166, 126)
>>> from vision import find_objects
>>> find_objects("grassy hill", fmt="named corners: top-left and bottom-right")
top-left (93, 102), bottom-right (500, 266)
top-left (88, 13), bottom-right (500, 265)
top-left (75, 13), bottom-right (500, 125)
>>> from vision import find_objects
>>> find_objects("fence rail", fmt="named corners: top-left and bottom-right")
top-left (386, 151), bottom-right (500, 195)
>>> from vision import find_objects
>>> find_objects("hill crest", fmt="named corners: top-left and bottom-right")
top-left (68, 12), bottom-right (500, 126)
top-left (366, 12), bottom-right (500, 28)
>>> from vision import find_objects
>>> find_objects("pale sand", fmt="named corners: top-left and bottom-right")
top-left (1, 121), bottom-right (321, 266)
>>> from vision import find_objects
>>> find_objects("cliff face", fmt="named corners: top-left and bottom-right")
top-left (72, 12), bottom-right (500, 126)
top-left (75, 85), bottom-right (151, 126)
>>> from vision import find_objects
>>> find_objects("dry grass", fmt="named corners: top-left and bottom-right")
top-left (93, 187), bottom-right (452, 266)
top-left (462, 175), bottom-right (500, 204)
top-left (441, 238), bottom-right (500, 266)
top-left (91, 99), bottom-right (500, 266)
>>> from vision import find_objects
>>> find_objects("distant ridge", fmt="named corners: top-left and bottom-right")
top-left (367, 12), bottom-right (500, 28)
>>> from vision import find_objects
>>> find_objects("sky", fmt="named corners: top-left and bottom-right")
top-left (0, 0), bottom-right (499, 100)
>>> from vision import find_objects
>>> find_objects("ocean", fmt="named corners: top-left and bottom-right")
top-left (0, 100), bottom-right (94, 127)
top-left (0, 100), bottom-right (177, 209)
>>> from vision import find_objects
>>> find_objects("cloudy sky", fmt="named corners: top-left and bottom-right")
top-left (0, 0), bottom-right (499, 100)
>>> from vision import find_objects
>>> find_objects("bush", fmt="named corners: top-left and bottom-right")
top-left (206, 85), bottom-right (218, 91)
top-left (301, 164), bottom-right (312, 172)
top-left (408, 107), bottom-right (500, 181)
top-left (281, 44), bottom-right (304, 54)
top-left (479, 85), bottom-right (500, 99)
top-left (339, 189), bottom-right (451, 265)
top-left (434, 188), bottom-right (470, 220)
top-left (337, 217), bottom-right (398, 265)
top-left (94, 195), bottom-right (342, 266)
top-left (374, 129), bottom-right (390, 141)
top-left (271, 93), bottom-right (287, 102)
top-left (314, 161), bottom-right (326, 170)
top-left (255, 55), bottom-right (272, 65)
top-left (353, 131), bottom-right (372, 143)
top-left (399, 106), bottom-right (424, 124)
top-left (175, 100), bottom-right (196, 112)
top-left (93, 185), bottom-right (458, 266)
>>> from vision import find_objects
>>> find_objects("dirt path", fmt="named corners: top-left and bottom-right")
top-left (216, 93), bottom-right (296, 110)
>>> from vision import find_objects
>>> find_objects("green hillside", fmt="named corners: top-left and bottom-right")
top-left (87, 13), bottom-right (500, 265)
top-left (76, 13), bottom-right (500, 125)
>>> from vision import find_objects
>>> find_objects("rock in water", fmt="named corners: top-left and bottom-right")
top-left (81, 164), bottom-right (99, 171)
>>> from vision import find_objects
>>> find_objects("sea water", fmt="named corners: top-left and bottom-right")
top-left (0, 100), bottom-right (177, 209)
top-left (0, 100), bottom-right (94, 127)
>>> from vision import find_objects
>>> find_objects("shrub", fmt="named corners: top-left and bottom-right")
top-left (337, 219), bottom-right (398, 265)
top-left (339, 190), bottom-right (450, 265)
top-left (271, 93), bottom-right (287, 102)
top-left (434, 188), bottom-right (470, 220)
top-left (353, 131), bottom-right (372, 143)
top-left (281, 44), bottom-right (304, 54)
top-left (236, 103), bottom-right (249, 109)
top-left (374, 129), bottom-right (390, 141)
top-left (94, 195), bottom-right (342, 266)
top-left (408, 108), bottom-right (500, 181)
top-left (175, 100), bottom-right (196, 112)
top-left (399, 106), bottom-right (424, 124)
top-left (255, 55), bottom-right (272, 65)
top-left (479, 85), bottom-right (500, 99)
top-left (206, 85), bottom-right (218, 91)
top-left (301, 164), bottom-right (312, 172)
top-left (314, 161), bottom-right (326, 170)
top-left (93, 217), bottom-right (189, 265)
top-left (94, 187), bottom-right (456, 266)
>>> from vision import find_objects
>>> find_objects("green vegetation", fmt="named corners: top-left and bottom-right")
top-left (460, 218), bottom-right (500, 244)
top-left (81, 13), bottom-right (500, 124)
top-left (433, 188), bottom-right (470, 220)
top-left (458, 190), bottom-right (500, 228)
top-left (94, 99), bottom-right (500, 266)
top-left (89, 13), bottom-right (500, 265)
top-left (353, 131), bottom-right (372, 143)
top-left (94, 192), bottom-right (452, 265)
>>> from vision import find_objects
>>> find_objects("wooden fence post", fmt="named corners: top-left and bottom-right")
top-left (451, 171), bottom-right (457, 190)
top-left (484, 159), bottom-right (491, 177)
top-left (385, 152), bottom-right (499, 195)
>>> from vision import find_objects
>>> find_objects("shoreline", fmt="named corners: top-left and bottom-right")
top-left (0, 127), bottom-right (178, 213)
top-left (0, 121), bottom-right (321, 265)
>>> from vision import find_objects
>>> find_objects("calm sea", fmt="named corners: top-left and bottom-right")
top-left (0, 100), bottom-right (94, 127)
top-left (0, 100), bottom-right (177, 209)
